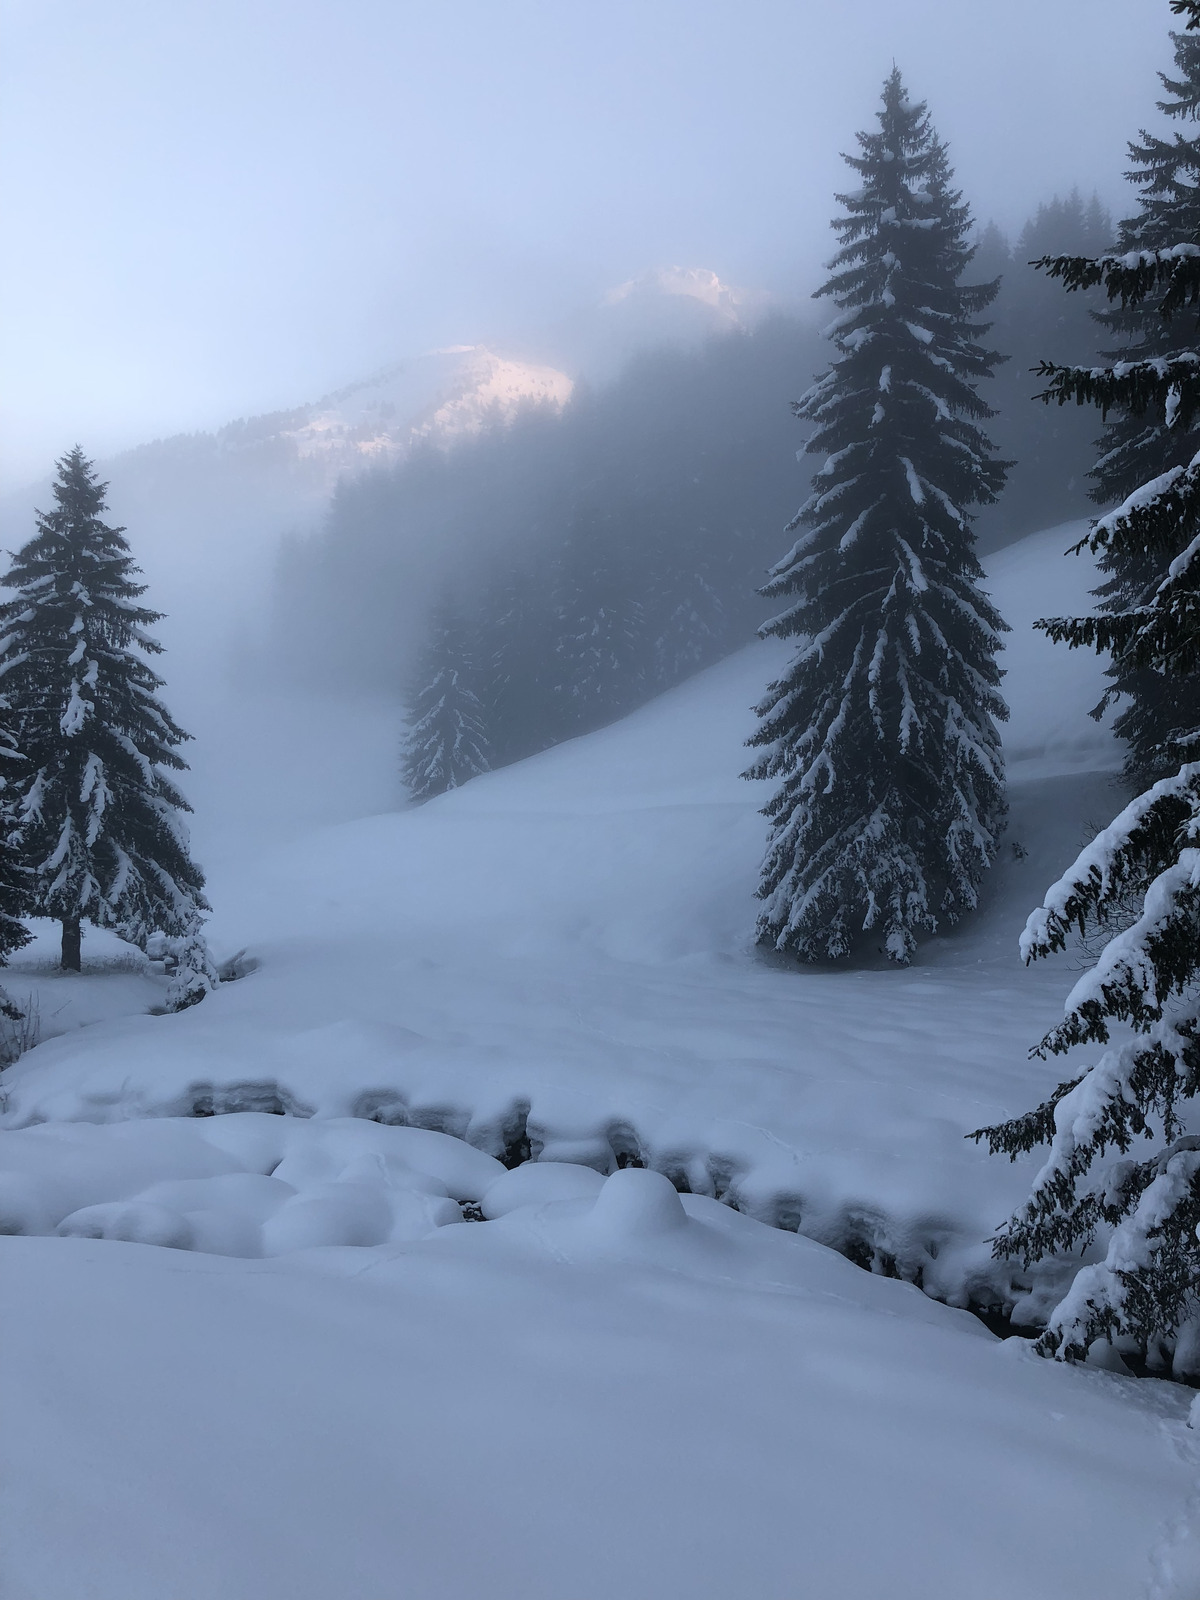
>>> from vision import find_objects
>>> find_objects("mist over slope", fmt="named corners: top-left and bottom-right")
top-left (0, 266), bottom-right (780, 725)
top-left (0, 186), bottom-right (1112, 720)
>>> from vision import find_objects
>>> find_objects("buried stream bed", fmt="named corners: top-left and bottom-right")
top-left (0, 1075), bottom-right (1062, 1339)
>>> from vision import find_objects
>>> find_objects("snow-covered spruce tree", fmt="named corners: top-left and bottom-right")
top-left (0, 448), bottom-right (214, 1007)
top-left (973, 177), bottom-right (1200, 1370)
top-left (1087, 28), bottom-right (1200, 788)
top-left (401, 593), bottom-right (491, 802)
top-left (744, 69), bottom-right (1010, 964)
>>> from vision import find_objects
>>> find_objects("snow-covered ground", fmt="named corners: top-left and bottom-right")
top-left (0, 522), bottom-right (1126, 1298)
top-left (3, 521), bottom-right (1199, 1597)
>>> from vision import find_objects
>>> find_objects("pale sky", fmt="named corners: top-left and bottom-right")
top-left (0, 0), bottom-right (1171, 486)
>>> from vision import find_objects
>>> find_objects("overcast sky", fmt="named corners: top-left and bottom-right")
top-left (0, 0), bottom-right (1171, 487)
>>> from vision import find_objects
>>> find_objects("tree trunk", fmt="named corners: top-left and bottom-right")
top-left (60, 917), bottom-right (81, 972)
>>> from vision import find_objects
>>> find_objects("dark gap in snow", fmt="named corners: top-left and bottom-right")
top-left (705, 1154), bottom-right (740, 1203)
top-left (842, 1236), bottom-right (873, 1272)
top-left (972, 1305), bottom-right (1040, 1341)
top-left (498, 1101), bottom-right (533, 1169)
top-left (606, 1122), bottom-right (646, 1170)
top-left (187, 1084), bottom-right (302, 1117)
top-left (353, 1091), bottom-right (409, 1125)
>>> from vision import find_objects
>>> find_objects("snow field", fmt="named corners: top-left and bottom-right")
top-left (6, 521), bottom-right (1198, 1596)
top-left (0, 525), bottom-right (1127, 1312)
top-left (4, 1184), bottom-right (1199, 1600)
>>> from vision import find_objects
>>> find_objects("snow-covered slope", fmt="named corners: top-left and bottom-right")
top-left (0, 520), bottom-right (1125, 1299)
top-left (0, 264), bottom-right (778, 717)
top-left (1, 261), bottom-right (757, 577)
top-left (0, 344), bottom-right (574, 700)
top-left (276, 344), bottom-right (574, 479)
top-left (5, 520), bottom-right (1198, 1600)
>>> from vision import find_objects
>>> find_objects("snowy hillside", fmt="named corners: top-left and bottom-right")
top-left (1, 345), bottom-right (574, 633)
top-left (4, 521), bottom-right (1200, 1599)
top-left (275, 344), bottom-right (574, 478)
top-left (0, 520), bottom-right (1128, 1287)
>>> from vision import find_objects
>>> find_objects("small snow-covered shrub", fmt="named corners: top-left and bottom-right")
top-left (0, 992), bottom-right (37, 1068)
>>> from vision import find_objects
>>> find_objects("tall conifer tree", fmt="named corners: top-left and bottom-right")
top-left (975, 6), bottom-right (1200, 1369)
top-left (0, 448), bottom-right (214, 1005)
top-left (401, 594), bottom-right (491, 802)
top-left (1088, 28), bottom-right (1200, 785)
top-left (745, 69), bottom-right (1010, 964)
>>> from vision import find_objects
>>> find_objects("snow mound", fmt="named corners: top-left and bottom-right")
top-left (0, 1114), bottom-right (503, 1257)
top-left (481, 1160), bottom-right (606, 1219)
top-left (585, 1165), bottom-right (689, 1238)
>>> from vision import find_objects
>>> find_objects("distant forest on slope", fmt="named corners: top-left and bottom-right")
top-left (271, 188), bottom-right (1117, 771)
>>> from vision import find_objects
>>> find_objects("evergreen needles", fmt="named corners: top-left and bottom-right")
top-left (401, 594), bottom-right (492, 802)
top-left (0, 448), bottom-right (215, 1008)
top-left (745, 69), bottom-right (1010, 965)
top-left (1072, 30), bottom-right (1200, 786)
top-left (975, 31), bottom-right (1200, 1368)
